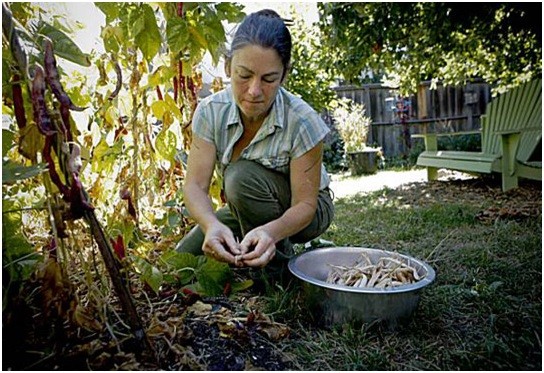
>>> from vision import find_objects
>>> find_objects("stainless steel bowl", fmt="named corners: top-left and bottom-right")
top-left (288, 247), bottom-right (436, 328)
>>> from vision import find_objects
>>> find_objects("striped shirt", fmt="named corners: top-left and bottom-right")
top-left (192, 86), bottom-right (331, 189)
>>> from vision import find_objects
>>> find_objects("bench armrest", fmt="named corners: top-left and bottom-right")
top-left (412, 130), bottom-right (481, 151)
top-left (411, 130), bottom-right (481, 139)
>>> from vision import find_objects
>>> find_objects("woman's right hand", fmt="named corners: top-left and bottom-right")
top-left (202, 222), bottom-right (242, 265)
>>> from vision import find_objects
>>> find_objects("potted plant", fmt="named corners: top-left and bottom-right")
top-left (331, 98), bottom-right (380, 175)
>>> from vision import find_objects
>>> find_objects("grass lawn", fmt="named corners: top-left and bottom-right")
top-left (262, 175), bottom-right (541, 370)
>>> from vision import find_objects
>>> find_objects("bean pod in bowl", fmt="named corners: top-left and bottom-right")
top-left (288, 247), bottom-right (436, 328)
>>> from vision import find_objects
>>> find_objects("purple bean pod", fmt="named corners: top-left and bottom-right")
top-left (42, 37), bottom-right (86, 112)
top-left (31, 64), bottom-right (57, 136)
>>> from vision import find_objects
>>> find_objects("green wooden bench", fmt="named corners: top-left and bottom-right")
top-left (413, 79), bottom-right (542, 191)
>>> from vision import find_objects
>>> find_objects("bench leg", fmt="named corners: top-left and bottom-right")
top-left (501, 133), bottom-right (520, 191)
top-left (427, 166), bottom-right (438, 181)
top-left (423, 134), bottom-right (439, 181)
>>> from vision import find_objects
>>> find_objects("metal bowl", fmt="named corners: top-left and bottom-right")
top-left (288, 247), bottom-right (436, 328)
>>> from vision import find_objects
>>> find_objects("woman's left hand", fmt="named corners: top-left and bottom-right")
top-left (238, 228), bottom-right (276, 267)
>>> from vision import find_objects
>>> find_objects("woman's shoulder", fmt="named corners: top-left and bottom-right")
top-left (279, 88), bottom-right (313, 111)
top-left (279, 88), bottom-right (324, 125)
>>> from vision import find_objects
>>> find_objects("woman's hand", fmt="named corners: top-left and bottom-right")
top-left (202, 222), bottom-right (242, 266)
top-left (238, 228), bottom-right (276, 267)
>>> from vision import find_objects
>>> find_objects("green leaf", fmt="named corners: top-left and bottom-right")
top-left (129, 7), bottom-right (146, 38)
top-left (2, 129), bottom-right (15, 157)
top-left (166, 17), bottom-right (189, 53)
top-left (155, 128), bottom-right (178, 162)
top-left (132, 256), bottom-right (163, 294)
top-left (2, 159), bottom-right (48, 184)
top-left (188, 25), bottom-right (208, 50)
top-left (91, 138), bottom-right (122, 174)
top-left (95, 2), bottom-right (120, 24)
top-left (161, 251), bottom-right (199, 270)
top-left (2, 208), bottom-right (33, 257)
top-left (100, 25), bottom-right (122, 55)
top-left (2, 204), bottom-right (41, 286)
top-left (215, 3), bottom-right (245, 23)
top-left (164, 93), bottom-right (182, 121)
top-left (195, 258), bottom-right (231, 296)
top-left (160, 251), bottom-right (198, 284)
top-left (133, 5), bottom-right (161, 61)
top-left (167, 211), bottom-right (181, 227)
top-left (35, 20), bottom-right (90, 67)
top-left (231, 279), bottom-right (254, 293)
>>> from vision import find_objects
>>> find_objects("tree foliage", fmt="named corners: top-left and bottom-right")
top-left (318, 3), bottom-right (542, 94)
top-left (282, 6), bottom-right (335, 112)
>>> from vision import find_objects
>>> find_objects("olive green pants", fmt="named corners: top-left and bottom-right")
top-left (176, 160), bottom-right (334, 263)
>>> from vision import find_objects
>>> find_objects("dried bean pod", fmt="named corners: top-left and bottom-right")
top-left (359, 274), bottom-right (368, 287)
top-left (42, 37), bottom-right (86, 112)
top-left (68, 172), bottom-right (94, 219)
top-left (31, 64), bottom-right (57, 136)
top-left (11, 74), bottom-right (26, 129)
top-left (109, 58), bottom-right (122, 100)
top-left (43, 135), bottom-right (70, 197)
top-left (3, 4), bottom-right (28, 75)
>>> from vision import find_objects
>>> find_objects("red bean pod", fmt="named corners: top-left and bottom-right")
top-left (156, 85), bottom-right (163, 101)
top-left (45, 237), bottom-right (58, 260)
top-left (110, 234), bottom-right (126, 260)
top-left (187, 76), bottom-right (197, 103)
top-left (176, 2), bottom-right (184, 17)
top-left (178, 60), bottom-right (185, 97)
top-left (31, 64), bottom-right (57, 136)
top-left (173, 76), bottom-right (178, 102)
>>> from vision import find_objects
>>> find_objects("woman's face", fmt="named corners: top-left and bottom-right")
top-left (228, 44), bottom-right (285, 125)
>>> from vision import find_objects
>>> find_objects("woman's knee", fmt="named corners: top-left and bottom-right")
top-left (223, 160), bottom-right (254, 204)
top-left (224, 160), bottom-right (288, 205)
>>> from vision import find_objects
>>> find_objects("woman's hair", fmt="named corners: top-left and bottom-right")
top-left (227, 9), bottom-right (292, 76)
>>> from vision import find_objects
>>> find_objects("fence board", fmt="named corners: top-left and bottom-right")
top-left (332, 80), bottom-right (492, 157)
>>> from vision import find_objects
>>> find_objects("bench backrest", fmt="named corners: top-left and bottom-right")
top-left (480, 79), bottom-right (542, 162)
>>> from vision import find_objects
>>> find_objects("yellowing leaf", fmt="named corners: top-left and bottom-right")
top-left (188, 26), bottom-right (208, 50)
top-left (147, 65), bottom-right (176, 88)
top-left (151, 100), bottom-right (168, 119)
top-left (164, 93), bottom-right (182, 121)
top-left (155, 128), bottom-right (178, 162)
top-left (105, 105), bottom-right (118, 126)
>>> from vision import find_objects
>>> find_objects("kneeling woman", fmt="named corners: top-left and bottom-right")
top-left (176, 9), bottom-right (334, 270)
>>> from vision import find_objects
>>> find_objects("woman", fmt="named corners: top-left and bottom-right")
top-left (176, 9), bottom-right (334, 269)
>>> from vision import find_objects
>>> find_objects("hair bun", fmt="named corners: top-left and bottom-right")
top-left (255, 9), bottom-right (281, 18)
top-left (255, 9), bottom-right (293, 26)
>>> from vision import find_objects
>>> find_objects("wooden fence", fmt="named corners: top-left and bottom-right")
top-left (330, 80), bottom-right (493, 157)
